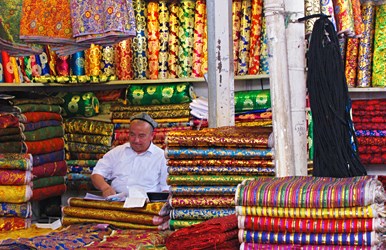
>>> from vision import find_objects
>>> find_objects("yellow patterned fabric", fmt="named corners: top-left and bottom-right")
top-left (0, 185), bottom-right (32, 203)
top-left (64, 118), bottom-right (114, 136)
top-left (62, 217), bottom-right (159, 230)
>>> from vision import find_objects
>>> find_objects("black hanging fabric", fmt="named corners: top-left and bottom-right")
top-left (306, 16), bottom-right (367, 177)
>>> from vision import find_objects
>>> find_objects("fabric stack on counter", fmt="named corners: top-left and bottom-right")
top-left (352, 99), bottom-right (386, 165)
top-left (94, 89), bottom-right (124, 118)
top-left (112, 82), bottom-right (195, 149)
top-left (236, 176), bottom-right (386, 249)
top-left (6, 96), bottom-right (67, 202)
top-left (0, 154), bottom-right (33, 232)
top-left (190, 89), bottom-right (272, 130)
top-left (0, 112), bottom-right (25, 153)
top-left (64, 118), bottom-right (114, 192)
top-left (165, 126), bottom-right (274, 229)
top-left (62, 197), bottom-right (171, 230)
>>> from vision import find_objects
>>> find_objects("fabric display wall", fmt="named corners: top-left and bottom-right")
top-left (236, 176), bottom-right (386, 249)
top-left (190, 89), bottom-right (272, 129)
top-left (112, 82), bottom-right (195, 149)
top-left (165, 126), bottom-right (274, 230)
top-left (352, 98), bottom-right (386, 165)
top-left (1, 0), bottom-right (269, 83)
top-left (1, 95), bottom-right (67, 203)
top-left (61, 197), bottom-right (171, 230)
top-left (0, 153), bottom-right (33, 232)
top-left (63, 118), bottom-right (114, 192)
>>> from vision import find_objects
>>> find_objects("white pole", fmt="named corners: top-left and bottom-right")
top-left (284, 1), bottom-right (308, 175)
top-left (264, 0), bottom-right (296, 176)
top-left (206, 0), bottom-right (235, 128)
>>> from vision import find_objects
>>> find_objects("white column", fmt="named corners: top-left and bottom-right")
top-left (285, 1), bottom-right (308, 175)
top-left (264, 0), bottom-right (296, 176)
top-left (206, 0), bottom-right (235, 128)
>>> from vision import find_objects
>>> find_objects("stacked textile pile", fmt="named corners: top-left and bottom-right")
top-left (352, 99), bottom-right (386, 165)
top-left (64, 118), bottom-right (114, 192)
top-left (7, 96), bottom-right (67, 202)
top-left (62, 197), bottom-right (170, 230)
top-left (0, 154), bottom-right (33, 232)
top-left (166, 214), bottom-right (239, 250)
top-left (190, 89), bottom-right (272, 130)
top-left (112, 82), bottom-right (195, 149)
top-left (236, 176), bottom-right (386, 249)
top-left (0, 112), bottom-right (25, 153)
top-left (165, 126), bottom-right (274, 229)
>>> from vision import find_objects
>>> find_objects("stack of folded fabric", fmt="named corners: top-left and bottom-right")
top-left (236, 176), bottom-right (386, 249)
top-left (0, 153), bottom-right (33, 232)
top-left (7, 95), bottom-right (67, 202)
top-left (62, 198), bottom-right (170, 230)
top-left (63, 118), bottom-right (114, 192)
top-left (0, 112), bottom-right (25, 154)
top-left (165, 126), bottom-right (274, 229)
top-left (190, 89), bottom-right (272, 130)
top-left (112, 82), bottom-right (195, 149)
top-left (352, 98), bottom-right (386, 165)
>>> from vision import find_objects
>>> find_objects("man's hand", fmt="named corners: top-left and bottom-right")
top-left (101, 185), bottom-right (116, 198)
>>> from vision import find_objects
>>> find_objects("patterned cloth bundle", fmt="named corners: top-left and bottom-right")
top-left (236, 176), bottom-right (386, 249)
top-left (352, 99), bottom-right (386, 165)
top-left (165, 126), bottom-right (275, 229)
top-left (0, 153), bottom-right (33, 232)
top-left (62, 197), bottom-right (171, 230)
top-left (63, 118), bottom-right (114, 192)
top-left (2, 95), bottom-right (68, 202)
top-left (111, 82), bottom-right (195, 148)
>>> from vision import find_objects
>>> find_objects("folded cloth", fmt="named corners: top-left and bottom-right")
top-left (166, 214), bottom-right (238, 250)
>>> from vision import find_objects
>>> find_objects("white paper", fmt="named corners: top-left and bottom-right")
top-left (84, 193), bottom-right (106, 201)
top-left (123, 187), bottom-right (148, 208)
top-left (35, 219), bottom-right (62, 230)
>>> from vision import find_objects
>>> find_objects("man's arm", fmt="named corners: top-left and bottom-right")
top-left (90, 173), bottom-right (116, 197)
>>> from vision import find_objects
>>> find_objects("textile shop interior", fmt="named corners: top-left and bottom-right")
top-left (0, 0), bottom-right (386, 249)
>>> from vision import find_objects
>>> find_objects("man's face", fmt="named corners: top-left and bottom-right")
top-left (128, 120), bottom-right (154, 154)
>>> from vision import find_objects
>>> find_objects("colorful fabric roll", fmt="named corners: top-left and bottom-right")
top-left (147, 1), bottom-right (160, 80)
top-left (239, 243), bottom-right (374, 249)
top-left (85, 44), bottom-right (102, 76)
top-left (55, 55), bottom-right (70, 76)
top-left (320, 0), bottom-right (337, 30)
top-left (259, 14), bottom-right (269, 74)
top-left (201, 11), bottom-right (208, 75)
top-left (157, 0), bottom-right (169, 79)
top-left (169, 219), bottom-right (203, 229)
top-left (111, 102), bottom-right (190, 112)
top-left (345, 37), bottom-right (360, 87)
top-left (239, 230), bottom-right (378, 246)
top-left (237, 0), bottom-right (252, 75)
top-left (15, 104), bottom-right (62, 113)
top-left (62, 216), bottom-right (161, 230)
top-left (238, 216), bottom-right (384, 233)
top-left (66, 142), bottom-right (110, 154)
top-left (23, 125), bottom-right (64, 141)
top-left (168, 165), bottom-right (274, 176)
top-left (32, 160), bottom-right (67, 178)
top-left (0, 56), bottom-right (3, 82)
top-left (372, 4), bottom-right (386, 87)
top-left (235, 176), bottom-right (385, 208)
top-left (132, 0), bottom-right (148, 79)
top-left (126, 82), bottom-right (194, 105)
top-left (70, 51), bottom-right (85, 76)
top-left (101, 46), bottom-right (115, 76)
top-left (33, 150), bottom-right (65, 166)
top-left (21, 112), bottom-right (62, 123)
top-left (64, 118), bottom-right (114, 136)
top-left (166, 126), bottom-right (272, 148)
top-left (170, 195), bottom-right (235, 208)
top-left (0, 169), bottom-right (32, 185)
top-left (112, 109), bottom-right (190, 120)
top-left (65, 133), bottom-right (112, 147)
top-left (0, 217), bottom-right (30, 232)
top-left (235, 89), bottom-right (271, 112)
top-left (233, 0), bottom-right (242, 74)
top-left (167, 175), bottom-right (256, 186)
top-left (32, 176), bottom-right (65, 189)
top-left (304, 0), bottom-right (321, 34)
top-left (166, 147), bottom-right (273, 160)
top-left (177, 0), bottom-right (195, 78)
top-left (248, 0), bottom-right (263, 75)
top-left (66, 160), bottom-right (98, 167)
top-left (62, 92), bottom-right (100, 118)
top-left (170, 186), bottom-right (237, 196)
top-left (114, 38), bottom-right (134, 80)
top-left (192, 0), bottom-right (206, 77)
top-left (31, 183), bottom-right (66, 201)
top-left (167, 1), bottom-right (180, 78)
top-left (0, 202), bottom-right (31, 218)
top-left (0, 185), bottom-right (32, 203)
top-left (351, 0), bottom-right (364, 36)
top-left (170, 208), bottom-right (235, 220)
top-left (1, 51), bottom-right (14, 83)
top-left (334, 0), bottom-right (355, 36)
top-left (25, 138), bottom-right (65, 155)
top-left (235, 205), bottom-right (379, 219)
top-left (0, 153), bottom-right (32, 171)
top-left (0, 141), bottom-right (25, 154)
top-left (10, 96), bottom-right (64, 106)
